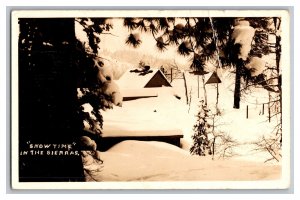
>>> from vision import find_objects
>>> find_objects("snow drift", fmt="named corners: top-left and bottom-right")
top-left (83, 140), bottom-right (281, 181)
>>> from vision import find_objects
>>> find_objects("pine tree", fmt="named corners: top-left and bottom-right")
top-left (190, 100), bottom-right (212, 156)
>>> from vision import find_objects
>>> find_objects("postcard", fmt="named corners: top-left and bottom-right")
top-left (11, 9), bottom-right (290, 189)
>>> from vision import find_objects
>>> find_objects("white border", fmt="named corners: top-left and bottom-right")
top-left (11, 9), bottom-right (291, 190)
top-left (12, 9), bottom-right (288, 18)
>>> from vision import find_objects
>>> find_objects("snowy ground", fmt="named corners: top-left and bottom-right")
top-left (82, 67), bottom-right (282, 182)
top-left (83, 140), bottom-right (280, 181)
top-left (172, 69), bottom-right (281, 163)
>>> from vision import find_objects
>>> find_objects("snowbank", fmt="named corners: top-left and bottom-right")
top-left (84, 140), bottom-right (281, 181)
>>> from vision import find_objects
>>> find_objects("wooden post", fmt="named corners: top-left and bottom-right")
top-left (171, 68), bottom-right (173, 82)
top-left (183, 72), bottom-right (188, 105)
top-left (262, 103), bottom-right (264, 115)
top-left (246, 105), bottom-right (249, 119)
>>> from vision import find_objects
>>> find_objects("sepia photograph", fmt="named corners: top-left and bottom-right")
top-left (11, 10), bottom-right (291, 189)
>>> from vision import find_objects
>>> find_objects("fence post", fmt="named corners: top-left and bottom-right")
top-left (262, 103), bottom-right (264, 115)
top-left (268, 92), bottom-right (271, 122)
top-left (246, 105), bottom-right (249, 119)
top-left (171, 68), bottom-right (173, 82)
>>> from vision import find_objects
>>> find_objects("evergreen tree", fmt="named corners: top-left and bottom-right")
top-left (190, 100), bottom-right (212, 156)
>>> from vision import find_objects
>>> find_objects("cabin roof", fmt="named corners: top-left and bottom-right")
top-left (117, 68), bottom-right (171, 89)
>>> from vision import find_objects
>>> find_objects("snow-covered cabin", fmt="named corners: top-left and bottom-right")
top-left (91, 68), bottom-right (185, 150)
top-left (117, 68), bottom-right (172, 101)
top-left (98, 88), bottom-right (185, 151)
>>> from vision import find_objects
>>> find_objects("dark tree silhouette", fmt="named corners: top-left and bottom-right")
top-left (19, 18), bottom-right (85, 181)
top-left (18, 18), bottom-right (115, 181)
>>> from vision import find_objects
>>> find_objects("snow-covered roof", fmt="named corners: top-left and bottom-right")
top-left (116, 68), bottom-right (171, 89)
top-left (100, 87), bottom-right (190, 138)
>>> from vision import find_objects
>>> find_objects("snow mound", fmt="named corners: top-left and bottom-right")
top-left (84, 140), bottom-right (281, 182)
top-left (107, 140), bottom-right (190, 156)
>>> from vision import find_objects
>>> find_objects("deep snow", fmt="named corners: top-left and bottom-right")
top-left (101, 87), bottom-right (189, 138)
top-left (76, 17), bottom-right (283, 184)
top-left (83, 140), bottom-right (281, 182)
top-left (82, 66), bottom-right (282, 181)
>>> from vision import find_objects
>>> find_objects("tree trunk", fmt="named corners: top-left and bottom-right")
top-left (233, 59), bottom-right (244, 109)
top-left (183, 72), bottom-right (189, 105)
top-left (19, 18), bottom-right (84, 182)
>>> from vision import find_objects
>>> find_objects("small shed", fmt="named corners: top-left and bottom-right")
top-left (117, 68), bottom-right (172, 101)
